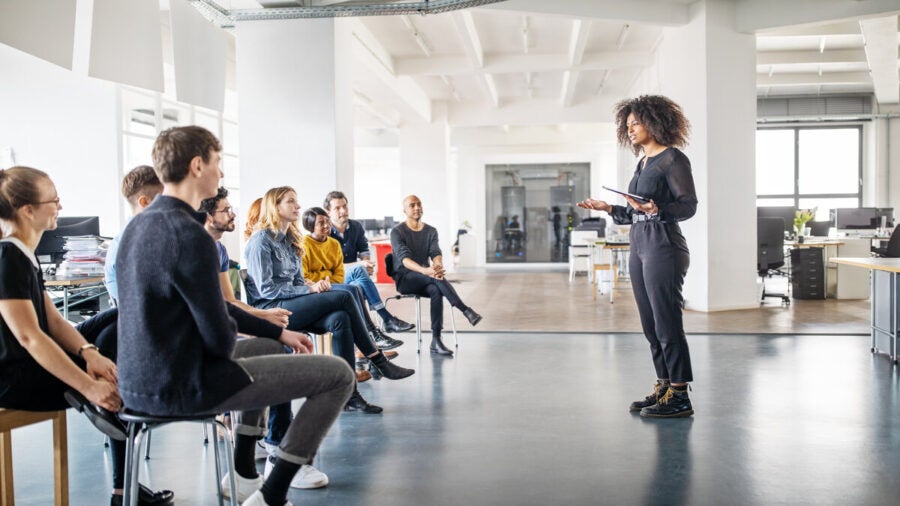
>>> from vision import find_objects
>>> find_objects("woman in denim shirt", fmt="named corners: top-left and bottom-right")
top-left (245, 186), bottom-right (414, 415)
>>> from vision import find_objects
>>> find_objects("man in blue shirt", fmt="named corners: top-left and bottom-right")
top-left (325, 191), bottom-right (413, 335)
top-left (105, 166), bottom-right (163, 303)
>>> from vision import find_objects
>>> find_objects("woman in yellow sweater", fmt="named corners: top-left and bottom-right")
top-left (301, 207), bottom-right (402, 355)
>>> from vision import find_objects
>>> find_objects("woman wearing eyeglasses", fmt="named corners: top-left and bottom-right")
top-left (0, 166), bottom-right (173, 505)
top-left (578, 95), bottom-right (698, 418)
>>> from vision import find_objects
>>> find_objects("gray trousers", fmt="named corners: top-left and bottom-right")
top-left (208, 338), bottom-right (354, 466)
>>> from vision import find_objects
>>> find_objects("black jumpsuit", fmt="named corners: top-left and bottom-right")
top-left (608, 147), bottom-right (698, 383)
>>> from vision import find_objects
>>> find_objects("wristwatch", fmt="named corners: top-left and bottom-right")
top-left (78, 343), bottom-right (99, 357)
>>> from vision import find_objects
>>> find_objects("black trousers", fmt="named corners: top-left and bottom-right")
top-left (629, 221), bottom-right (693, 383)
top-left (0, 308), bottom-right (130, 488)
top-left (395, 271), bottom-right (466, 336)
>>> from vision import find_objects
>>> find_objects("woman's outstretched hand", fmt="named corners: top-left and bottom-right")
top-left (576, 198), bottom-right (611, 213)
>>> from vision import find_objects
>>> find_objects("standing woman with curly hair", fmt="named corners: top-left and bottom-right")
top-left (578, 95), bottom-right (698, 418)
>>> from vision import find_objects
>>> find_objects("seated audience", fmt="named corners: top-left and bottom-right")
top-left (391, 195), bottom-right (483, 357)
top-left (0, 166), bottom-right (173, 506)
top-left (244, 186), bottom-right (414, 416)
top-left (301, 206), bottom-right (401, 350)
top-left (116, 126), bottom-right (355, 506)
top-left (324, 191), bottom-right (413, 333)
top-left (105, 165), bottom-right (163, 303)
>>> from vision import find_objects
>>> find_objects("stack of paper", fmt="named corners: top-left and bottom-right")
top-left (57, 235), bottom-right (107, 276)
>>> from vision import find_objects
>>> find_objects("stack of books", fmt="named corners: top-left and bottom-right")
top-left (56, 236), bottom-right (107, 276)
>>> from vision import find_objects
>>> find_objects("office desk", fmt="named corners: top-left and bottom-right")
top-left (587, 240), bottom-right (630, 303)
top-left (830, 257), bottom-right (900, 364)
top-left (45, 275), bottom-right (105, 321)
top-left (788, 239), bottom-right (869, 298)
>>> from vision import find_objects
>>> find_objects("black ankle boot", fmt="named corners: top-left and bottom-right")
top-left (110, 484), bottom-right (174, 506)
top-left (629, 380), bottom-right (670, 412)
top-left (430, 336), bottom-right (454, 356)
top-left (640, 386), bottom-right (693, 418)
top-left (344, 390), bottom-right (383, 414)
top-left (462, 308), bottom-right (482, 326)
top-left (369, 351), bottom-right (415, 380)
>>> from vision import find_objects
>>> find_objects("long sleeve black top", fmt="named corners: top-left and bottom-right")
top-left (608, 147), bottom-right (698, 225)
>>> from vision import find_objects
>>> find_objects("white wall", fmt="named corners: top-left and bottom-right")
top-left (0, 43), bottom-right (121, 236)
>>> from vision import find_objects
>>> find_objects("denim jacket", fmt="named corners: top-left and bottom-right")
top-left (244, 228), bottom-right (310, 305)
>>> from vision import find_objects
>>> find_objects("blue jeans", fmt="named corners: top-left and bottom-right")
top-left (345, 265), bottom-right (384, 311)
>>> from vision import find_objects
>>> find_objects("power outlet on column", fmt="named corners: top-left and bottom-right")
top-left (0, 147), bottom-right (15, 168)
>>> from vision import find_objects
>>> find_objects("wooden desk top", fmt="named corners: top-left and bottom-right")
top-left (44, 275), bottom-right (104, 287)
top-left (830, 257), bottom-right (900, 273)
top-left (788, 240), bottom-right (844, 248)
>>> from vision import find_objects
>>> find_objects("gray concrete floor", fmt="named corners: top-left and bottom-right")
top-left (7, 332), bottom-right (900, 505)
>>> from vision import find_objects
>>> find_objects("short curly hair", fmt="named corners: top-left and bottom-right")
top-left (614, 95), bottom-right (691, 156)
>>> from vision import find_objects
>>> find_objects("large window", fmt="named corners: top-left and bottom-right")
top-left (756, 126), bottom-right (862, 221)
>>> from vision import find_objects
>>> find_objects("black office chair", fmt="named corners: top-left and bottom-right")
top-left (871, 224), bottom-right (900, 257)
top-left (383, 253), bottom-right (457, 353)
top-left (758, 217), bottom-right (791, 306)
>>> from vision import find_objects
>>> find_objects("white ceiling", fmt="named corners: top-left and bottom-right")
top-left (190, 0), bottom-right (900, 128)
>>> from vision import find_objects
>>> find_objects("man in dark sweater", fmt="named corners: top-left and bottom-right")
top-left (390, 195), bottom-right (482, 356)
top-left (117, 126), bottom-right (353, 506)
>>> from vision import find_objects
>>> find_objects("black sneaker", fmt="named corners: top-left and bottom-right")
top-left (383, 317), bottom-right (415, 333)
top-left (344, 391), bottom-right (383, 414)
top-left (640, 386), bottom-right (694, 418)
top-left (628, 381), bottom-right (669, 412)
top-left (371, 328), bottom-right (403, 350)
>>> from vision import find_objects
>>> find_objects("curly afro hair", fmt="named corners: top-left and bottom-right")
top-left (614, 95), bottom-right (691, 156)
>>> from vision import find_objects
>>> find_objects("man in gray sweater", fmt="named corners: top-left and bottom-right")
top-left (390, 195), bottom-right (482, 356)
top-left (117, 126), bottom-right (353, 506)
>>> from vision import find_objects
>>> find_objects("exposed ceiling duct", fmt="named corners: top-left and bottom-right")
top-left (191, 0), bottom-right (507, 26)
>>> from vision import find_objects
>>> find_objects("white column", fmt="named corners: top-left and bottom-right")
top-left (651, 0), bottom-right (759, 311)
top-left (398, 108), bottom-right (452, 258)
top-left (235, 18), bottom-right (354, 212)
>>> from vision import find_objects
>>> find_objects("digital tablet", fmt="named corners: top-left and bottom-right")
top-left (602, 186), bottom-right (650, 204)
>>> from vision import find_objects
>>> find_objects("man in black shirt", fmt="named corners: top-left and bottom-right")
top-left (390, 195), bottom-right (482, 356)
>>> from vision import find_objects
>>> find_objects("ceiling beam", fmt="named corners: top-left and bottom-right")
top-left (859, 15), bottom-right (899, 104)
top-left (560, 19), bottom-right (591, 107)
top-left (348, 19), bottom-right (431, 123)
top-left (756, 71), bottom-right (872, 87)
top-left (452, 10), bottom-right (499, 108)
top-left (395, 50), bottom-right (652, 76)
top-left (756, 49), bottom-right (868, 66)
top-left (758, 20), bottom-right (861, 37)
top-left (448, 96), bottom-right (620, 127)
top-left (737, 0), bottom-right (900, 33)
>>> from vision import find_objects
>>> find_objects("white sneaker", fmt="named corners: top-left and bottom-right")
top-left (221, 472), bottom-right (263, 502)
top-left (241, 489), bottom-right (293, 506)
top-left (263, 456), bottom-right (329, 489)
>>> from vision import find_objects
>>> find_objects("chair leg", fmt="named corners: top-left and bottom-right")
top-left (203, 423), bottom-right (209, 445)
top-left (51, 411), bottom-right (68, 506)
top-left (415, 297), bottom-right (423, 354)
top-left (1, 427), bottom-right (13, 506)
top-left (144, 430), bottom-right (151, 460)
top-left (210, 421), bottom-right (224, 506)
top-left (123, 423), bottom-right (144, 506)
top-left (215, 419), bottom-right (239, 506)
top-left (449, 304), bottom-right (458, 349)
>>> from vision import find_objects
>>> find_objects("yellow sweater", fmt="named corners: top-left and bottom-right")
top-left (302, 235), bottom-right (345, 283)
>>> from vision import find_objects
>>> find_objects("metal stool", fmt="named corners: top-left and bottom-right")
top-left (384, 293), bottom-right (458, 353)
top-left (120, 410), bottom-right (237, 506)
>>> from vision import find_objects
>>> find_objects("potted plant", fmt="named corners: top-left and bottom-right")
top-left (793, 208), bottom-right (816, 238)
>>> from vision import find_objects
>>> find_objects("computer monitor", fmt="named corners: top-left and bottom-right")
top-left (833, 208), bottom-right (891, 230)
top-left (361, 219), bottom-right (378, 232)
top-left (757, 206), bottom-right (796, 235)
top-left (35, 216), bottom-right (100, 264)
top-left (384, 216), bottom-right (394, 230)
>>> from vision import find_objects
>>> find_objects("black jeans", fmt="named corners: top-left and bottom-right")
top-left (0, 308), bottom-right (131, 488)
top-left (395, 271), bottom-right (466, 336)
top-left (629, 221), bottom-right (693, 383)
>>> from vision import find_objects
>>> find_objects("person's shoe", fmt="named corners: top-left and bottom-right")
top-left (109, 485), bottom-right (174, 506)
top-left (462, 308), bottom-right (483, 326)
top-left (430, 336), bottom-right (454, 356)
top-left (221, 472), bottom-right (263, 502)
top-left (241, 490), bottom-right (293, 506)
top-left (369, 350), bottom-right (415, 380)
top-left (254, 441), bottom-right (269, 461)
top-left (383, 317), bottom-right (415, 333)
top-left (371, 328), bottom-right (403, 350)
top-left (264, 456), bottom-right (329, 489)
top-left (640, 386), bottom-right (694, 418)
top-left (356, 349), bottom-right (398, 359)
top-left (343, 390), bottom-right (383, 414)
top-left (356, 368), bottom-right (373, 383)
top-left (629, 380), bottom-right (670, 412)
top-left (63, 389), bottom-right (127, 441)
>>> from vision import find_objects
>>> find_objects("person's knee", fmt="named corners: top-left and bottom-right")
top-left (321, 355), bottom-right (355, 393)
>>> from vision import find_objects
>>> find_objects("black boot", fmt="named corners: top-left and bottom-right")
top-left (369, 351), bottom-right (415, 380)
top-left (110, 485), bottom-right (174, 506)
top-left (344, 390), bottom-right (383, 414)
top-left (430, 335), bottom-right (454, 356)
top-left (640, 386), bottom-right (693, 418)
top-left (371, 328), bottom-right (404, 350)
top-left (628, 380), bottom-right (670, 412)
top-left (462, 308), bottom-right (482, 326)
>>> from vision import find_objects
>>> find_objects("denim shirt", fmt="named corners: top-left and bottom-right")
top-left (244, 228), bottom-right (311, 305)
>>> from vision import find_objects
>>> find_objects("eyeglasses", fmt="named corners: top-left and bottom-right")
top-left (215, 207), bottom-right (236, 215)
top-left (34, 197), bottom-right (61, 207)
